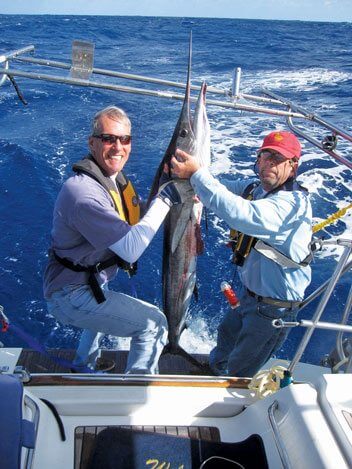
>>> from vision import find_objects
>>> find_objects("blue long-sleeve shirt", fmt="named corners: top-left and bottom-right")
top-left (191, 168), bottom-right (312, 301)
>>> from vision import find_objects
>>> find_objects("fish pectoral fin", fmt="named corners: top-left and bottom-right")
top-left (193, 283), bottom-right (199, 302)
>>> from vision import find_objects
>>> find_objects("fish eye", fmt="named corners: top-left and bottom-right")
top-left (179, 129), bottom-right (188, 138)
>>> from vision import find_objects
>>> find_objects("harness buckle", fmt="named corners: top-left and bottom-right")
top-left (311, 238), bottom-right (324, 252)
top-left (94, 262), bottom-right (102, 274)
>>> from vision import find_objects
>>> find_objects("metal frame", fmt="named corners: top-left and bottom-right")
top-left (271, 238), bottom-right (352, 374)
top-left (1, 43), bottom-right (352, 170)
top-left (281, 239), bottom-right (352, 374)
top-left (273, 319), bottom-right (352, 334)
top-left (263, 89), bottom-right (352, 169)
top-left (335, 285), bottom-right (352, 372)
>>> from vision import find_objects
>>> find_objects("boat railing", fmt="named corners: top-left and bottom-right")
top-left (261, 88), bottom-right (352, 169)
top-left (334, 284), bottom-right (352, 372)
top-left (272, 238), bottom-right (352, 374)
top-left (1, 42), bottom-right (352, 170)
top-left (23, 394), bottom-right (40, 469)
top-left (268, 400), bottom-right (292, 469)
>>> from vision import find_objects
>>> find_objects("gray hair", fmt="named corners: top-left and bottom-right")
top-left (91, 105), bottom-right (131, 135)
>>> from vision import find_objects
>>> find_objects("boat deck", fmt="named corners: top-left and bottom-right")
top-left (17, 349), bottom-right (252, 468)
top-left (17, 349), bottom-right (211, 375)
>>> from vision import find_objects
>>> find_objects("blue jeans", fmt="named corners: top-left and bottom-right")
top-left (47, 284), bottom-right (168, 374)
top-left (209, 290), bottom-right (298, 377)
top-left (74, 329), bottom-right (104, 369)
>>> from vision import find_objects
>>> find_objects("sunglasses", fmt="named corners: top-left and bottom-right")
top-left (93, 134), bottom-right (132, 145)
top-left (258, 150), bottom-right (287, 165)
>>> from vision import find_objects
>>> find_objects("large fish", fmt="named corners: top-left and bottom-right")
top-left (149, 34), bottom-right (211, 366)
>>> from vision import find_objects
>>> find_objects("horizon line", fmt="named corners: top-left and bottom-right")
top-left (0, 13), bottom-right (350, 24)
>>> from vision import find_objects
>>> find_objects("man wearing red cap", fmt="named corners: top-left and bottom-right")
top-left (171, 130), bottom-right (312, 377)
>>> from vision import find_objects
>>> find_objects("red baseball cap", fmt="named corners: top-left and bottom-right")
top-left (258, 131), bottom-right (301, 160)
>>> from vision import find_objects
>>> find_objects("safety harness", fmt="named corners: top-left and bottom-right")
top-left (53, 156), bottom-right (141, 304)
top-left (229, 178), bottom-right (313, 269)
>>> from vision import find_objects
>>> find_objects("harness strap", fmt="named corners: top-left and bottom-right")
top-left (254, 240), bottom-right (313, 269)
top-left (230, 178), bottom-right (312, 268)
top-left (53, 252), bottom-right (137, 304)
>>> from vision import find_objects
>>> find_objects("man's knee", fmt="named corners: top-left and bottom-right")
top-left (158, 314), bottom-right (168, 342)
top-left (147, 308), bottom-right (168, 337)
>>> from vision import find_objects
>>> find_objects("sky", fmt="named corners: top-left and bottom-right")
top-left (0, 0), bottom-right (351, 23)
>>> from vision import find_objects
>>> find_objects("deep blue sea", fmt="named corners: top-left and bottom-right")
top-left (0, 15), bottom-right (351, 367)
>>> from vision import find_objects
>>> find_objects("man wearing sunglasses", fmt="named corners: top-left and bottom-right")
top-left (171, 130), bottom-right (312, 377)
top-left (44, 105), bottom-right (184, 374)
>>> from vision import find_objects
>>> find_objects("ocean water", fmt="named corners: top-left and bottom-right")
top-left (0, 15), bottom-right (351, 367)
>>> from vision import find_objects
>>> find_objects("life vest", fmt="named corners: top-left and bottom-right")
top-left (72, 155), bottom-right (141, 225)
top-left (229, 182), bottom-right (259, 266)
top-left (54, 155), bottom-right (141, 304)
top-left (229, 178), bottom-right (313, 269)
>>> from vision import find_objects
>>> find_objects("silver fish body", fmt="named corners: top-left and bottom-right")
top-left (149, 35), bottom-right (210, 356)
top-left (163, 81), bottom-right (210, 351)
top-left (162, 182), bottom-right (204, 350)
